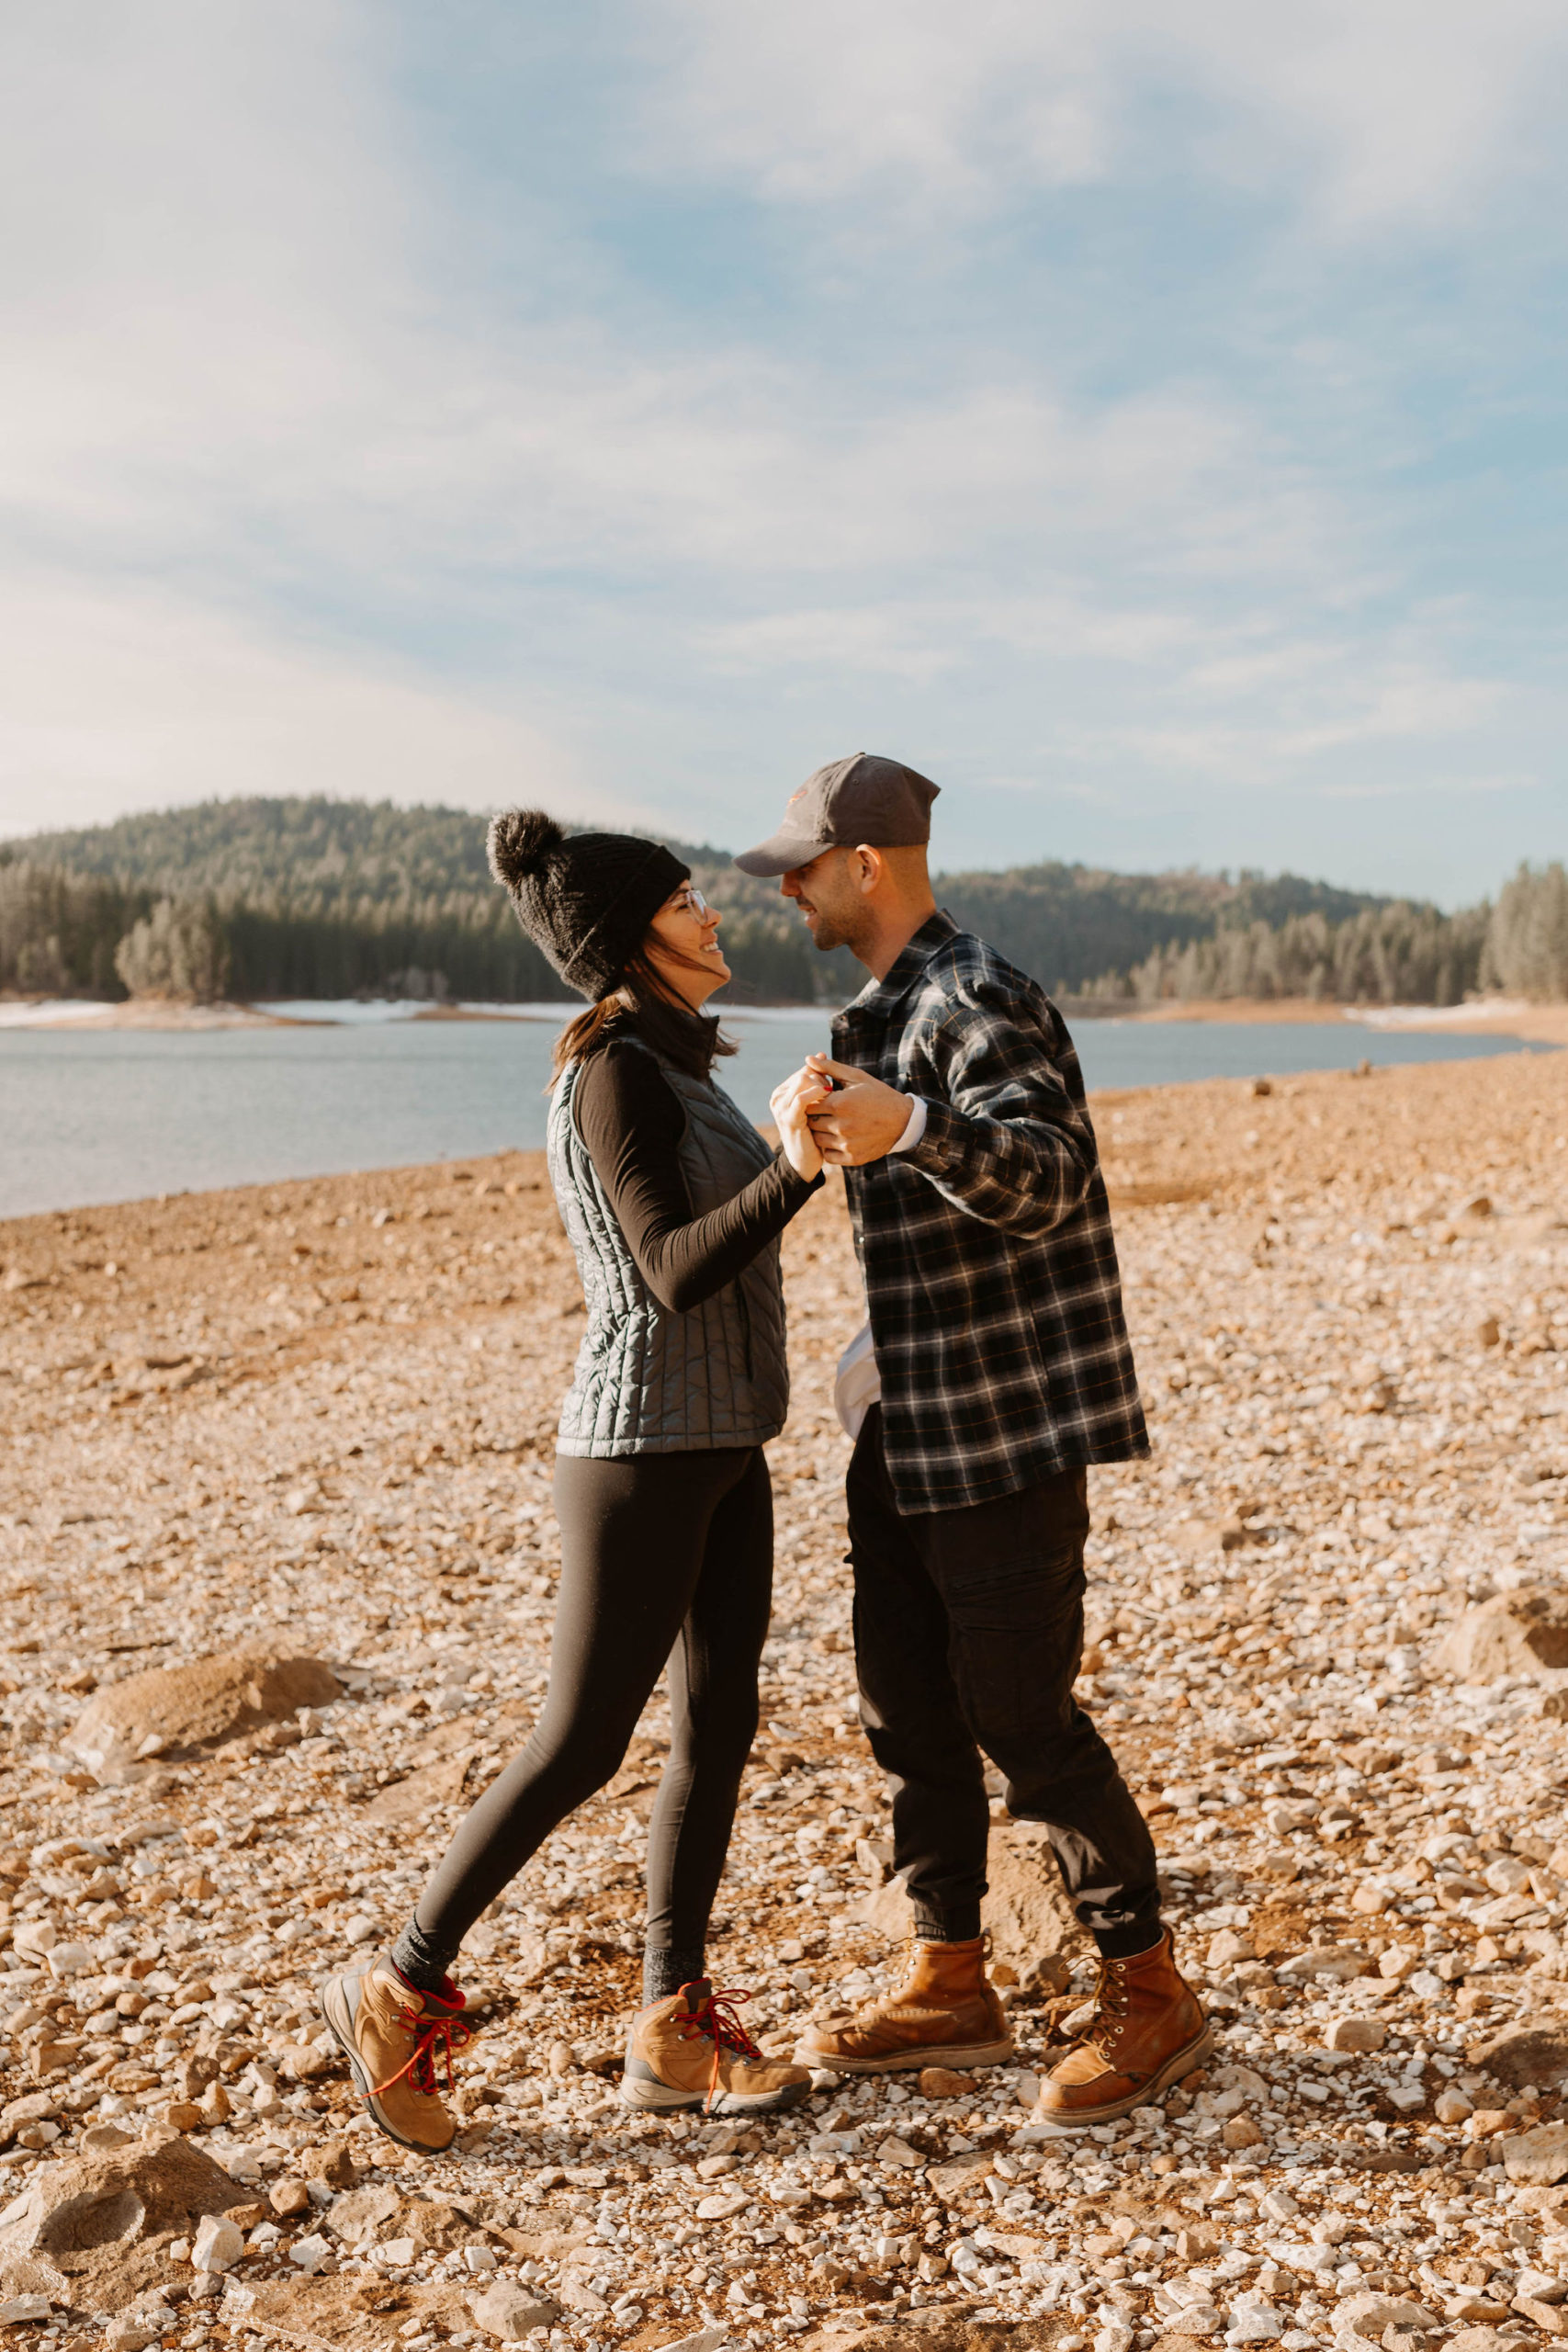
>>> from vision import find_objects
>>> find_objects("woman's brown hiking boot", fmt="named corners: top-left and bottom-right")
top-left (1036, 1928), bottom-right (1211, 2124)
top-left (796, 1935), bottom-right (1014, 2075)
top-left (319, 1952), bottom-right (472, 2154)
top-left (621, 1980), bottom-right (813, 2114)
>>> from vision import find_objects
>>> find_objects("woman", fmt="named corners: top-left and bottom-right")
top-left (321, 809), bottom-right (827, 2151)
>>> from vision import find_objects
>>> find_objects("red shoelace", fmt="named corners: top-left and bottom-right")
top-left (373, 1995), bottom-right (473, 2101)
top-left (678, 1984), bottom-right (761, 2111)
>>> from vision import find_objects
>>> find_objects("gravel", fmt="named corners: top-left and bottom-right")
top-left (1, 1046), bottom-right (1567, 2351)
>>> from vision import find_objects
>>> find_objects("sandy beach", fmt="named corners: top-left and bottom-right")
top-left (2, 1046), bottom-right (1567, 2349)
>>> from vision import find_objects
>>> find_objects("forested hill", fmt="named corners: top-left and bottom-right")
top-left (23, 797), bottom-right (1383, 936)
top-left (21, 797), bottom-right (546, 908)
top-left (5, 795), bottom-right (1563, 1005)
top-left (12, 794), bottom-right (1395, 1001)
top-left (937, 861), bottom-right (1386, 999)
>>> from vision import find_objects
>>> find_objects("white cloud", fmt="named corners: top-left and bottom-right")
top-left (633, 0), bottom-right (1568, 232)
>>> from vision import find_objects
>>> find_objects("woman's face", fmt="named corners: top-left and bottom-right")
top-left (644, 882), bottom-right (730, 1008)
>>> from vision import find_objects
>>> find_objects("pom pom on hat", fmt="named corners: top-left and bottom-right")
top-left (487, 808), bottom-right (563, 890)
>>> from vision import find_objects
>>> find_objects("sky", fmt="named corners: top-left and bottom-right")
top-left (1, 2), bottom-right (1565, 903)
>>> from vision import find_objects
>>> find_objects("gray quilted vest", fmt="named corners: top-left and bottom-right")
top-left (547, 1042), bottom-right (790, 1454)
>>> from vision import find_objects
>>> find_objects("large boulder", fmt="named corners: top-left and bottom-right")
top-left (67, 1648), bottom-right (341, 1778)
top-left (1435, 1589), bottom-right (1568, 1683)
top-left (0, 2131), bottom-right (247, 2307)
top-left (855, 1819), bottom-right (1088, 1976)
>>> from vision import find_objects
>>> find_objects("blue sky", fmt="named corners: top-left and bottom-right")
top-left (1, 1), bottom-right (1565, 902)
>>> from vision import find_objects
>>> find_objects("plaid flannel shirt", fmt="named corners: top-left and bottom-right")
top-left (833, 910), bottom-right (1147, 1515)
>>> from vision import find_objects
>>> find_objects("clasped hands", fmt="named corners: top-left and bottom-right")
top-left (769, 1054), bottom-right (913, 1181)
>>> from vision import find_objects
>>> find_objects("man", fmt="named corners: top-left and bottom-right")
top-left (735, 753), bottom-right (1210, 2123)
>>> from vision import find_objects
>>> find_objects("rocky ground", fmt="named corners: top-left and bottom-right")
top-left (1, 1046), bottom-right (1566, 2352)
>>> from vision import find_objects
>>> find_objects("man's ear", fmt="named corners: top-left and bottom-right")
top-left (852, 843), bottom-right (886, 896)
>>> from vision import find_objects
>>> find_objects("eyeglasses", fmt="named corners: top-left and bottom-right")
top-left (671, 887), bottom-right (711, 920)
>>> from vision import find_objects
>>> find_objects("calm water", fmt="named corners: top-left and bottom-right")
top-left (0, 1012), bottom-right (1553, 1220)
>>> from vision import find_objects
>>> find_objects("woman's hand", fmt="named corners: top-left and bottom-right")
top-left (770, 1065), bottom-right (829, 1182)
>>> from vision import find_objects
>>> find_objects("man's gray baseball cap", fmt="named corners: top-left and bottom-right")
top-left (734, 752), bottom-right (941, 877)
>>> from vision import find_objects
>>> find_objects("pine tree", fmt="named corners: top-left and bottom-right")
top-left (114, 899), bottom-right (231, 1002)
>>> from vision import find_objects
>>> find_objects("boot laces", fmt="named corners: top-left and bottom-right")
top-left (1043, 1957), bottom-right (1129, 2061)
top-left (679, 1985), bottom-right (761, 2111)
top-left (373, 1997), bottom-right (472, 2101)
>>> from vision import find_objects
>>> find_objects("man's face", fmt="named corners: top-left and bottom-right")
top-left (780, 847), bottom-right (865, 955)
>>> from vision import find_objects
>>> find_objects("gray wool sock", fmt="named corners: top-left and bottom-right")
top-left (642, 1946), bottom-right (706, 2006)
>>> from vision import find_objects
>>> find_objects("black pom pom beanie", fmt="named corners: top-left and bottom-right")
top-left (486, 809), bottom-right (691, 1001)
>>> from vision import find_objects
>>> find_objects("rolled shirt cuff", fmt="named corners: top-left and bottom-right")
top-left (888, 1093), bottom-right (928, 1154)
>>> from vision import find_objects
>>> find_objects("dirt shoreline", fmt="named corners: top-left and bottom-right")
top-left (3, 1051), bottom-right (1568, 2346)
top-left (1104, 997), bottom-right (1568, 1045)
top-left (7, 990), bottom-right (1568, 1045)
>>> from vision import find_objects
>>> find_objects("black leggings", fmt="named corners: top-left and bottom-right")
top-left (404, 1446), bottom-right (773, 1981)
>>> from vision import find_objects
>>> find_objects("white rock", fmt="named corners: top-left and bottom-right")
top-left (1502, 2124), bottom-right (1568, 2186)
top-left (102, 2322), bottom-right (159, 2352)
top-left (1333, 2293), bottom-right (1438, 2346)
top-left (44, 1942), bottom-right (93, 1979)
top-left (1325, 2016), bottom-right (1386, 2052)
top-left (695, 2189), bottom-right (750, 2220)
top-left (1228, 2302), bottom-right (1288, 2343)
top-left (1278, 1948), bottom-right (1369, 1984)
top-left (191, 2213), bottom-right (244, 2274)
top-left (0, 2298), bottom-right (51, 2325)
top-left (1164, 2307), bottom-right (1224, 2338)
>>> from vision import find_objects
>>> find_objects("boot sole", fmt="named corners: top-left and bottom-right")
top-left (795, 2035), bottom-right (1015, 2076)
top-left (1036, 2018), bottom-right (1215, 2128)
top-left (317, 1974), bottom-right (456, 2157)
top-left (618, 2071), bottom-right (813, 2115)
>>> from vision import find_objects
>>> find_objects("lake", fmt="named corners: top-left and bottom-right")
top-left (0, 1008), bottom-right (1554, 1220)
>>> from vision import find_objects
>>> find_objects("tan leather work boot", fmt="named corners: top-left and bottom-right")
top-left (1036, 1928), bottom-right (1211, 2125)
top-left (795, 1935), bottom-right (1013, 2075)
top-left (319, 1952), bottom-right (471, 2154)
top-left (621, 1980), bottom-right (812, 2114)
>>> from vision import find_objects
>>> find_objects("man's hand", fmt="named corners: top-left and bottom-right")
top-left (804, 1054), bottom-right (912, 1168)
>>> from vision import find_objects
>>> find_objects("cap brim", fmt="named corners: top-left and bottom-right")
top-left (733, 831), bottom-right (830, 878)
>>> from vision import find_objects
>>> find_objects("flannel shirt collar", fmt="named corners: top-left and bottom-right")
top-left (843, 909), bottom-right (959, 1020)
